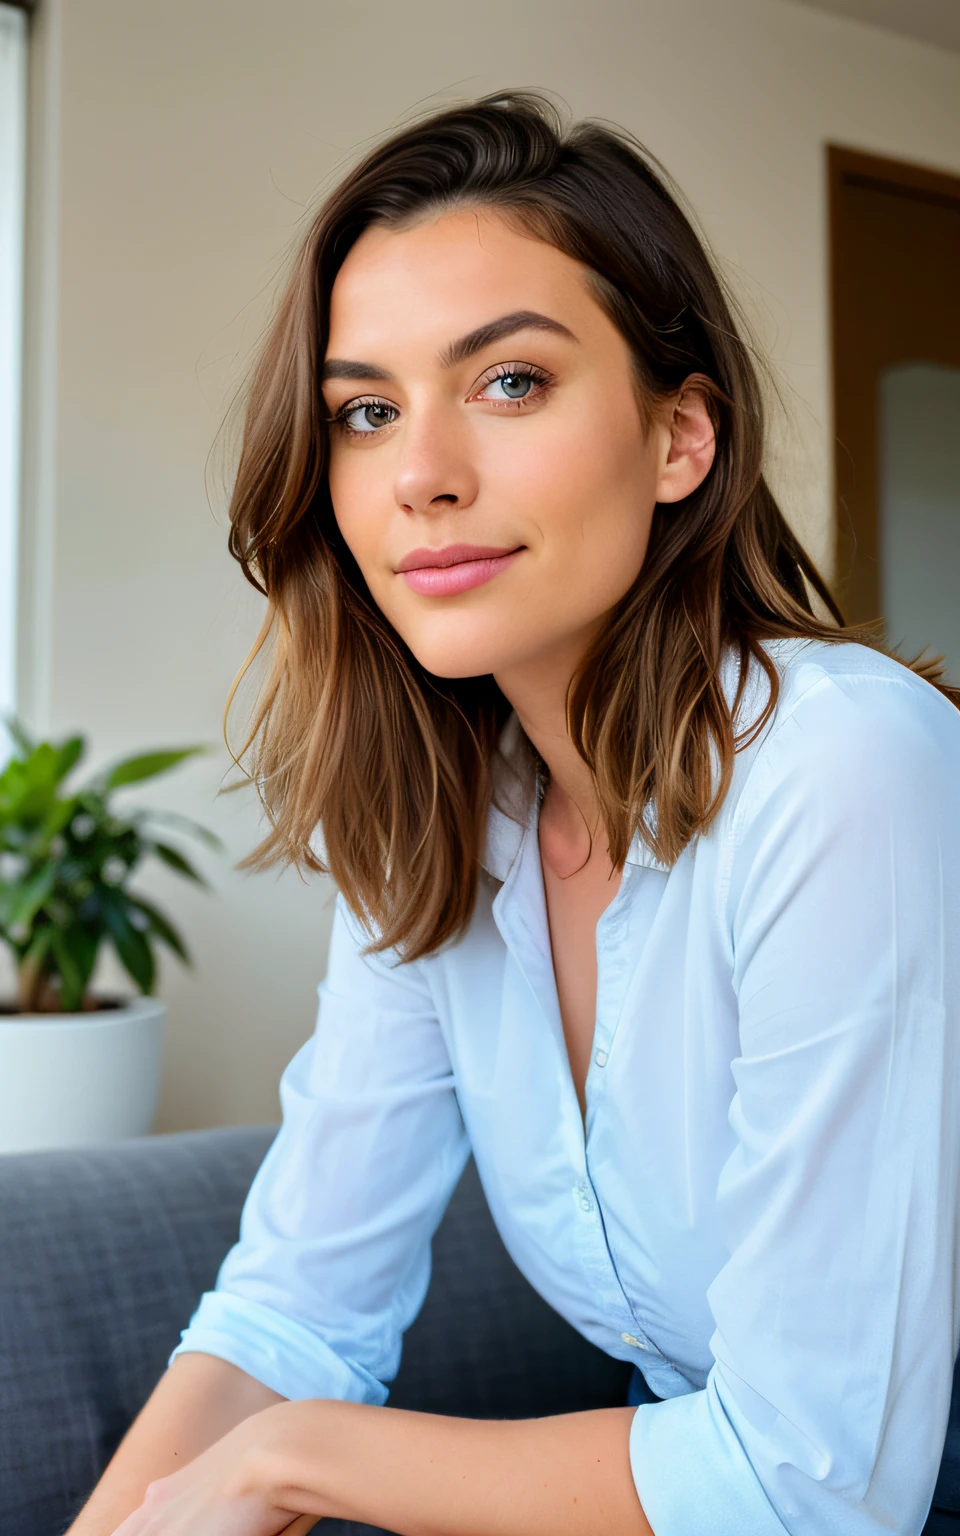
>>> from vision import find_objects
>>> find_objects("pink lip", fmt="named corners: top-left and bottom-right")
top-left (396, 543), bottom-right (525, 596)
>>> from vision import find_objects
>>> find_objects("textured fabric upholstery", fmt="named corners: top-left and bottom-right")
top-left (2, 1125), bottom-right (958, 1534)
top-left (0, 1126), bottom-right (630, 1536)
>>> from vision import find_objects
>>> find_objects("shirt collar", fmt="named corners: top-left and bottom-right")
top-left (478, 640), bottom-right (796, 885)
top-left (479, 710), bottom-right (669, 884)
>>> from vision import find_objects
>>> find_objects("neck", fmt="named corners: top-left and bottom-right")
top-left (494, 634), bottom-right (605, 864)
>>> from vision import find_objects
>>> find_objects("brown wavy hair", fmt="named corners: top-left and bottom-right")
top-left (223, 88), bottom-right (958, 959)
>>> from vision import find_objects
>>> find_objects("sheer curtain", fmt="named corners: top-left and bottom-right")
top-left (0, 3), bottom-right (27, 750)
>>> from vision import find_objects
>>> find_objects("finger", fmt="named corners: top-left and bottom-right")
top-left (282, 1517), bottom-right (320, 1534)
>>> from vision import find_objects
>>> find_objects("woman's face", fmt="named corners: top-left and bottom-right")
top-left (322, 207), bottom-right (712, 686)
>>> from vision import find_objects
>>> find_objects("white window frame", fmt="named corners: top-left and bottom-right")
top-left (0, 3), bottom-right (28, 749)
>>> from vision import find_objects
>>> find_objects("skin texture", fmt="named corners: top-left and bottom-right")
top-left (93, 207), bottom-right (715, 1536)
top-left (64, 1354), bottom-right (286, 1535)
top-left (324, 207), bottom-right (714, 726)
top-left (325, 207), bottom-right (716, 1130)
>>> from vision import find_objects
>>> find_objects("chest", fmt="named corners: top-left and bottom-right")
top-left (539, 839), bottom-right (623, 1129)
top-left (438, 834), bottom-right (735, 1193)
top-left (434, 846), bottom-right (738, 1392)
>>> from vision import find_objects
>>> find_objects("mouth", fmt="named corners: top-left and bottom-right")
top-left (395, 543), bottom-right (526, 597)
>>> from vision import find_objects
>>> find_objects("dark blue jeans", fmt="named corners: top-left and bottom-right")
top-left (626, 1364), bottom-right (663, 1407)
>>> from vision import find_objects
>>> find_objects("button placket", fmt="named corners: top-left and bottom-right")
top-left (570, 1176), bottom-right (661, 1355)
top-left (565, 865), bottom-right (665, 1351)
top-left (590, 868), bottom-right (636, 1081)
top-left (572, 1177), bottom-right (594, 1213)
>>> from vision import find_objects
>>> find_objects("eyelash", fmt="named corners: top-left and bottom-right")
top-left (327, 362), bottom-right (555, 439)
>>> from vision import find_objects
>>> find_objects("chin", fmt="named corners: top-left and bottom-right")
top-left (393, 615), bottom-right (520, 683)
top-left (413, 649), bottom-right (499, 681)
top-left (399, 635), bottom-right (505, 682)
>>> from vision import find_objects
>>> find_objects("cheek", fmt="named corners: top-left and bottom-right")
top-left (512, 399), bottom-right (656, 583)
top-left (327, 458), bottom-right (419, 643)
top-left (328, 457), bottom-right (383, 572)
top-left (327, 453), bottom-right (359, 532)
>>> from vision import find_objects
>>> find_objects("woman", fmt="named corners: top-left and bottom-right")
top-left (76, 91), bottom-right (960, 1536)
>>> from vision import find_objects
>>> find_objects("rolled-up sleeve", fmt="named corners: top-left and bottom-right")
top-left (629, 670), bottom-right (960, 1535)
top-left (169, 891), bottom-right (471, 1403)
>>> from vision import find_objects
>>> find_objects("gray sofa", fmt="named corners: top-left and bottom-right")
top-left (1, 1126), bottom-right (958, 1535)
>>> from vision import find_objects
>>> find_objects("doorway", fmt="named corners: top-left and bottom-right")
top-left (828, 145), bottom-right (960, 681)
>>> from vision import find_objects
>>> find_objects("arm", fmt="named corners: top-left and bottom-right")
top-left (627, 669), bottom-right (960, 1534)
top-left (65, 1353), bottom-right (285, 1535)
top-left (165, 892), bottom-right (472, 1406)
top-left (99, 890), bottom-right (474, 1532)
top-left (91, 883), bottom-right (657, 1536)
top-left (115, 1394), bottom-right (655, 1536)
top-left (261, 1397), bottom-right (656, 1536)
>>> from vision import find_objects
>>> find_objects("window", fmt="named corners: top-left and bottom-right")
top-left (0, 3), bottom-right (27, 741)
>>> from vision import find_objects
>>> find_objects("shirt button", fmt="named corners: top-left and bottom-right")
top-left (621, 1332), bottom-right (649, 1350)
top-left (580, 1197), bottom-right (592, 1211)
top-left (594, 1049), bottom-right (608, 1067)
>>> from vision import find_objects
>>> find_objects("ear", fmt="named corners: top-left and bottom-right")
top-left (654, 378), bottom-right (717, 504)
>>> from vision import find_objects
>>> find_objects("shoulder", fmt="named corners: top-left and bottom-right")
top-left (724, 637), bottom-right (960, 838)
top-left (325, 890), bottom-right (436, 998)
top-left (757, 636), bottom-right (960, 765)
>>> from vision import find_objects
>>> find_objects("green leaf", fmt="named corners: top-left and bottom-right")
top-left (1, 864), bottom-right (56, 930)
top-left (103, 746), bottom-right (206, 789)
top-left (138, 807), bottom-right (225, 852)
top-left (99, 890), bottom-right (155, 993)
top-left (49, 929), bottom-right (82, 1011)
top-left (20, 924), bottom-right (54, 969)
top-left (75, 788), bottom-right (107, 817)
top-left (3, 716), bottom-right (36, 757)
top-left (49, 924), bottom-right (99, 1011)
top-left (126, 894), bottom-right (191, 964)
top-left (115, 923), bottom-right (155, 993)
top-left (3, 745), bottom-right (61, 823)
top-left (42, 797), bottom-right (79, 840)
top-left (150, 841), bottom-right (209, 887)
top-left (54, 736), bottom-right (86, 784)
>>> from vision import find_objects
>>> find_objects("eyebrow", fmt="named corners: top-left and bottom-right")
top-left (320, 309), bottom-right (578, 383)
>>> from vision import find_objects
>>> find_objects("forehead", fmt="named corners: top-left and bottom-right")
top-left (325, 207), bottom-right (597, 347)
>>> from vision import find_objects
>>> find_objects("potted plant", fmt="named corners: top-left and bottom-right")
top-left (0, 721), bottom-right (222, 1153)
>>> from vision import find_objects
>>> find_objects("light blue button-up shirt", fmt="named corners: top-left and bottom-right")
top-left (171, 637), bottom-right (960, 1535)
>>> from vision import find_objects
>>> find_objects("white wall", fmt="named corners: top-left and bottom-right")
top-left (14, 0), bottom-right (960, 1131)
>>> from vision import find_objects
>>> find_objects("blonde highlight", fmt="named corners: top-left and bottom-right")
top-left (220, 89), bottom-right (959, 959)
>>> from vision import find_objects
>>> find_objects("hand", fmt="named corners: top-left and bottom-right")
top-left (107, 1406), bottom-right (320, 1536)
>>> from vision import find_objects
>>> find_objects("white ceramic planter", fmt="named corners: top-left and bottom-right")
top-left (0, 996), bottom-right (166, 1153)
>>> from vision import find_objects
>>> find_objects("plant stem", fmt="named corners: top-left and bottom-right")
top-left (17, 955), bottom-right (62, 1013)
top-left (17, 952), bottom-right (44, 1013)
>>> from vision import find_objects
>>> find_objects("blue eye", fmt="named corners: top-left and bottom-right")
top-left (478, 364), bottom-right (552, 405)
top-left (329, 361), bottom-right (554, 439)
top-left (488, 371), bottom-right (534, 400)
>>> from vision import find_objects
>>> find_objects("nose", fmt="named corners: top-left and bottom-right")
top-left (393, 402), bottom-right (479, 517)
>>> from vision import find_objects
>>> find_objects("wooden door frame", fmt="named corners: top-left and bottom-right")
top-left (827, 144), bottom-right (960, 622)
